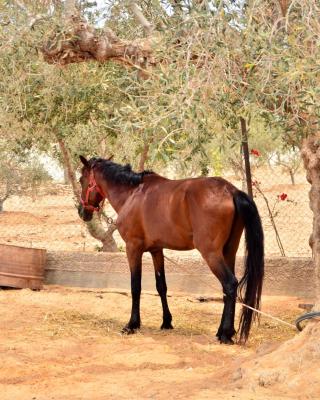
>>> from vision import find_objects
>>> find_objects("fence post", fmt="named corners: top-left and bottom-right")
top-left (240, 117), bottom-right (253, 199)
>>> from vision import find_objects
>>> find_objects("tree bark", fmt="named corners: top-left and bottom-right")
top-left (63, 165), bottom-right (70, 185)
top-left (86, 212), bottom-right (118, 252)
top-left (57, 138), bottom-right (80, 202)
top-left (56, 137), bottom-right (118, 252)
top-left (42, 16), bottom-right (153, 67)
top-left (301, 135), bottom-right (320, 301)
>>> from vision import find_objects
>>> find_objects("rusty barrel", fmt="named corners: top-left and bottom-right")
top-left (0, 244), bottom-right (46, 290)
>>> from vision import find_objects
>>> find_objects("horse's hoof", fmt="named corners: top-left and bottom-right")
top-left (161, 322), bottom-right (174, 330)
top-left (121, 324), bottom-right (140, 335)
top-left (218, 335), bottom-right (234, 345)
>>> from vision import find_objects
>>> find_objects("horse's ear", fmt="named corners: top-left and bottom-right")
top-left (79, 155), bottom-right (89, 167)
top-left (107, 154), bottom-right (114, 161)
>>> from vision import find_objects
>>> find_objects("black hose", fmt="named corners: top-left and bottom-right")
top-left (295, 311), bottom-right (320, 331)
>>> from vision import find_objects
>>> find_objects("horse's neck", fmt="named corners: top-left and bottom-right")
top-left (104, 183), bottom-right (133, 213)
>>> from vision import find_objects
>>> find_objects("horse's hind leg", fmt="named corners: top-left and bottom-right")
top-left (151, 250), bottom-right (173, 330)
top-left (215, 252), bottom-right (237, 342)
top-left (217, 215), bottom-right (244, 340)
top-left (198, 247), bottom-right (238, 344)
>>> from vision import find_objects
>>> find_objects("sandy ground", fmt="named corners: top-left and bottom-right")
top-left (1, 286), bottom-right (317, 400)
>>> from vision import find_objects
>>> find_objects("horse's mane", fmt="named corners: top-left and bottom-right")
top-left (89, 157), bottom-right (154, 187)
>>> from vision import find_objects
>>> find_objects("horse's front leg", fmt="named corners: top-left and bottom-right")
top-left (122, 243), bottom-right (143, 334)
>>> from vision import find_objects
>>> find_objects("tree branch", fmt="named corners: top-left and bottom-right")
top-left (13, 0), bottom-right (50, 28)
top-left (277, 0), bottom-right (290, 17)
top-left (128, 2), bottom-right (153, 36)
top-left (65, 0), bottom-right (78, 19)
top-left (138, 142), bottom-right (149, 172)
top-left (42, 16), bottom-right (153, 67)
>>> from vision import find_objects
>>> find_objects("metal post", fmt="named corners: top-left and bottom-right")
top-left (240, 117), bottom-right (253, 199)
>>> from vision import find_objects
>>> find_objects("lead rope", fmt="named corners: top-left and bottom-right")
top-left (163, 254), bottom-right (297, 330)
top-left (237, 302), bottom-right (296, 329)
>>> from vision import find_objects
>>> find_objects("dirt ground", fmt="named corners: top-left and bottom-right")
top-left (1, 286), bottom-right (317, 400)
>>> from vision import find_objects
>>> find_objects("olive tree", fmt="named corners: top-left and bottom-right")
top-left (0, 141), bottom-right (51, 212)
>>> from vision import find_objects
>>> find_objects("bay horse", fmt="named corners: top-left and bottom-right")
top-left (78, 155), bottom-right (264, 344)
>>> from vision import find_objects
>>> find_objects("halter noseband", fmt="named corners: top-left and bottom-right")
top-left (80, 169), bottom-right (105, 212)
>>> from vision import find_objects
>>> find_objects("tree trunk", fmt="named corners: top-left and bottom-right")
top-left (63, 165), bottom-right (70, 184)
top-left (301, 135), bottom-right (320, 300)
top-left (57, 138), bottom-right (80, 202)
top-left (289, 169), bottom-right (295, 185)
top-left (138, 143), bottom-right (149, 172)
top-left (0, 190), bottom-right (10, 213)
top-left (56, 137), bottom-right (118, 252)
top-left (86, 212), bottom-right (118, 252)
top-left (233, 130), bottom-right (320, 395)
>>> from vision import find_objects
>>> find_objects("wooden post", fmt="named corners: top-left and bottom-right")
top-left (240, 117), bottom-right (253, 199)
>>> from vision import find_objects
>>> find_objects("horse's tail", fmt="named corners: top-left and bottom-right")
top-left (233, 190), bottom-right (264, 343)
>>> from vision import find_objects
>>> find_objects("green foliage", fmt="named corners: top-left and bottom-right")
top-left (0, 141), bottom-right (52, 206)
top-left (0, 0), bottom-right (319, 180)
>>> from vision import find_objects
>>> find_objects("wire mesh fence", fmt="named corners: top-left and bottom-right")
top-left (232, 165), bottom-right (312, 257)
top-left (0, 162), bottom-right (313, 257)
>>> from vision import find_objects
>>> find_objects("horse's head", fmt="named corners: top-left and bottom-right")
top-left (78, 155), bottom-right (105, 222)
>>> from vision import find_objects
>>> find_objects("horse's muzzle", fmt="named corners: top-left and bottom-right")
top-left (78, 204), bottom-right (93, 222)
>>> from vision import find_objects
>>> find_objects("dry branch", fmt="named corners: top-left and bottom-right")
top-left (42, 16), bottom-right (154, 68)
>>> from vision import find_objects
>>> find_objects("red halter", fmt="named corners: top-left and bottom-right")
top-left (80, 170), bottom-right (105, 212)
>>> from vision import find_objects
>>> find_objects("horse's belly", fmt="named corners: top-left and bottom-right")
top-left (145, 229), bottom-right (194, 251)
top-left (146, 242), bottom-right (195, 251)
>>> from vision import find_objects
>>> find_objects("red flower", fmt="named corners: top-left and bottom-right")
top-left (278, 193), bottom-right (288, 201)
top-left (250, 149), bottom-right (261, 157)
